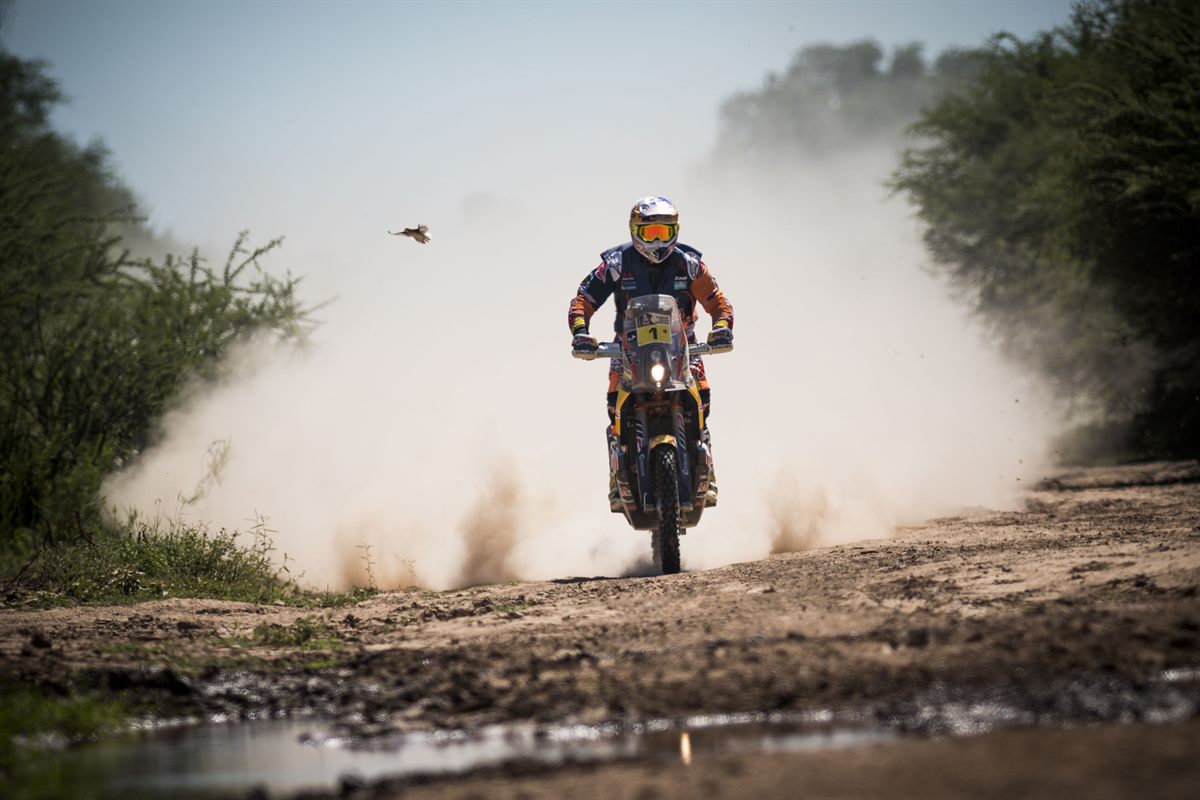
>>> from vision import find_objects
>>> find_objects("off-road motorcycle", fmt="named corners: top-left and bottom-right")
top-left (573, 294), bottom-right (732, 574)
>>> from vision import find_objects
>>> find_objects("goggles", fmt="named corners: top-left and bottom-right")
top-left (635, 222), bottom-right (677, 243)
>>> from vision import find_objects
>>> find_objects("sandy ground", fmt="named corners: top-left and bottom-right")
top-left (2, 461), bottom-right (1198, 797)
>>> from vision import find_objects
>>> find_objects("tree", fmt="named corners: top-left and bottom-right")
top-left (893, 0), bottom-right (1200, 458)
top-left (714, 40), bottom-right (984, 159)
top-left (0, 40), bottom-right (309, 554)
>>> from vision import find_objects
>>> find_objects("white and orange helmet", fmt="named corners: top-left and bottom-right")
top-left (629, 196), bottom-right (679, 264)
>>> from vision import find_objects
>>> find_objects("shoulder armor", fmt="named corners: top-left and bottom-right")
top-left (600, 246), bottom-right (624, 281)
top-left (676, 243), bottom-right (703, 280)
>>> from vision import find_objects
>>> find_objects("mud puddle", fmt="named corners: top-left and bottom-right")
top-left (25, 664), bottom-right (1200, 799)
top-left (39, 712), bottom-right (893, 799)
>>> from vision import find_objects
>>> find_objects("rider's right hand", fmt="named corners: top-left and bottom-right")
top-left (572, 332), bottom-right (599, 353)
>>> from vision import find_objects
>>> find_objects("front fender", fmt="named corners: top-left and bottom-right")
top-left (648, 434), bottom-right (676, 451)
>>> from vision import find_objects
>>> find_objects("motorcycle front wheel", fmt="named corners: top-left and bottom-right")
top-left (652, 446), bottom-right (682, 575)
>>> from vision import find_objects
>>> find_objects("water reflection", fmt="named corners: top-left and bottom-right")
top-left (37, 712), bottom-right (894, 799)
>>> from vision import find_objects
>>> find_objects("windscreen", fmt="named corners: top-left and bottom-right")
top-left (621, 295), bottom-right (690, 390)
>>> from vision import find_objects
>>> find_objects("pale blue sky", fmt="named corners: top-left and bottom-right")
top-left (5, 0), bottom-right (1075, 257)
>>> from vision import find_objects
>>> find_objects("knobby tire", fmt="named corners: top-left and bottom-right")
top-left (652, 446), bottom-right (682, 575)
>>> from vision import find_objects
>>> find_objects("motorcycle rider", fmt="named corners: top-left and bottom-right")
top-left (568, 196), bottom-right (734, 511)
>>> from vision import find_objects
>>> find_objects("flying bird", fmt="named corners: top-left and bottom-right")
top-left (389, 224), bottom-right (430, 244)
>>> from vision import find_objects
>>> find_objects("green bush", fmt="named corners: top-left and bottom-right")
top-left (0, 39), bottom-right (311, 583)
top-left (893, 0), bottom-right (1200, 458)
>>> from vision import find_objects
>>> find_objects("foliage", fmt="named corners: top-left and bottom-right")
top-left (1, 510), bottom-right (384, 607)
top-left (2, 512), bottom-right (306, 606)
top-left (0, 38), bottom-right (311, 577)
top-left (893, 0), bottom-right (1200, 458)
top-left (0, 42), bottom-right (139, 228)
top-left (248, 616), bottom-right (343, 650)
top-left (715, 39), bottom-right (984, 159)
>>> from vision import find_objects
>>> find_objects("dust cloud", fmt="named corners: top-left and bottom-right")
top-left (104, 143), bottom-right (1057, 589)
top-left (456, 467), bottom-right (522, 588)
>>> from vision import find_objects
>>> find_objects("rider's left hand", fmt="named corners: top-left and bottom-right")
top-left (707, 325), bottom-right (733, 348)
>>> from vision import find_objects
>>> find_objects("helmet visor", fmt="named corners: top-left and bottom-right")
top-left (635, 223), bottom-right (677, 243)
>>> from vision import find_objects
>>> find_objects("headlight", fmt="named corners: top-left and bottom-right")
top-left (650, 363), bottom-right (666, 382)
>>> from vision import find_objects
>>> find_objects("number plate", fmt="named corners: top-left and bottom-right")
top-left (636, 324), bottom-right (670, 346)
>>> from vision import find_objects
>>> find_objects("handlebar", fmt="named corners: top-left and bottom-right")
top-left (572, 341), bottom-right (732, 360)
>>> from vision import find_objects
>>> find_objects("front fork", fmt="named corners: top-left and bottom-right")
top-left (672, 403), bottom-right (693, 510)
top-left (694, 427), bottom-right (713, 508)
top-left (607, 397), bottom-right (712, 514)
top-left (609, 424), bottom-right (635, 510)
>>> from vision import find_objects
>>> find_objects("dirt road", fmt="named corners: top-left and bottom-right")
top-left (2, 461), bottom-right (1199, 797)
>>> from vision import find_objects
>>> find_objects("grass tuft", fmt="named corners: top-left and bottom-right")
top-left (248, 616), bottom-right (343, 650)
top-left (2, 513), bottom-right (380, 609)
top-left (4, 513), bottom-right (293, 607)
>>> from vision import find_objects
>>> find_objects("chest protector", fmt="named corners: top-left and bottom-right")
top-left (599, 242), bottom-right (704, 335)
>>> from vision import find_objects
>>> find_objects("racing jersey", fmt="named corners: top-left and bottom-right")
top-left (567, 242), bottom-right (734, 341)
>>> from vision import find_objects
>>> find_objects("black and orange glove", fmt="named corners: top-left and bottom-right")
top-left (572, 330), bottom-right (599, 353)
top-left (707, 321), bottom-right (733, 348)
